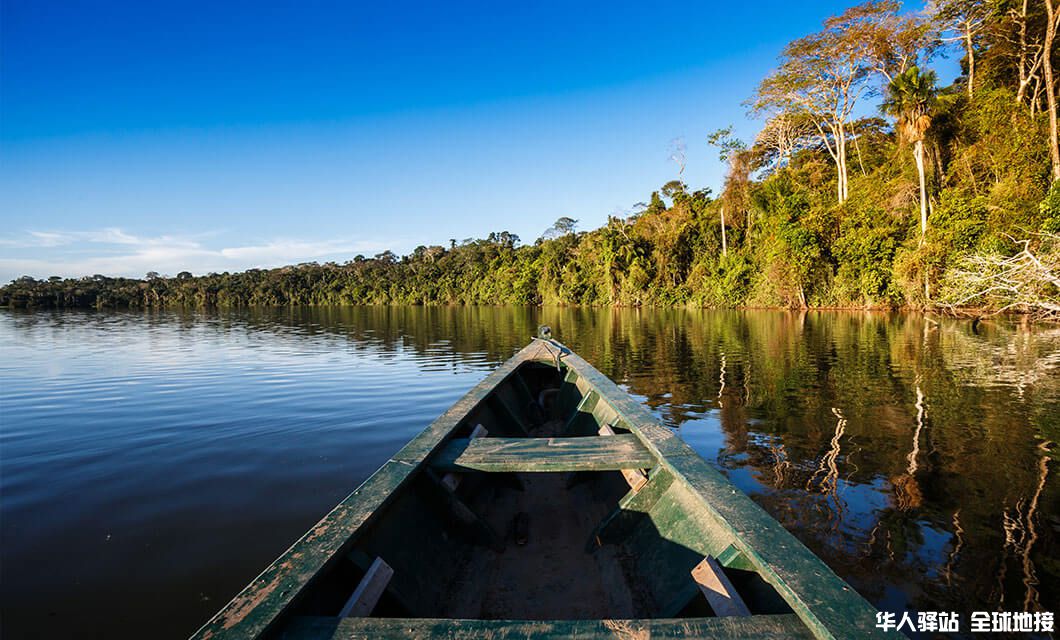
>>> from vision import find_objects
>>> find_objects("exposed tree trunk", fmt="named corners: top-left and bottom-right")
top-left (914, 139), bottom-right (928, 243)
top-left (838, 127), bottom-right (849, 202)
top-left (1031, 72), bottom-right (1046, 114)
top-left (1017, 0), bottom-right (1032, 105)
top-left (1045, 0), bottom-right (1060, 182)
top-left (746, 208), bottom-right (752, 252)
top-left (964, 22), bottom-right (976, 98)
top-left (720, 206), bottom-right (728, 256)
top-left (814, 120), bottom-right (850, 205)
top-left (824, 122), bottom-right (843, 203)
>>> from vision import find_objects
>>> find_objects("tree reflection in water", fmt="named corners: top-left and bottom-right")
top-left (6, 306), bottom-right (1053, 624)
top-left (528, 308), bottom-right (1058, 621)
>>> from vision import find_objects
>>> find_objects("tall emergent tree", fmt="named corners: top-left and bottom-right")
top-left (751, 5), bottom-right (877, 203)
top-left (883, 66), bottom-right (939, 243)
top-left (541, 217), bottom-right (578, 241)
top-left (1044, 0), bottom-right (1060, 181)
top-left (752, 1), bottom-right (936, 204)
top-left (707, 126), bottom-right (749, 255)
top-left (855, 0), bottom-right (938, 82)
top-left (932, 0), bottom-right (989, 98)
top-left (752, 111), bottom-right (813, 171)
top-left (1001, 0), bottom-right (1049, 111)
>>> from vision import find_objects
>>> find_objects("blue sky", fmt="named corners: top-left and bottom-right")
top-left (0, 1), bottom-right (955, 281)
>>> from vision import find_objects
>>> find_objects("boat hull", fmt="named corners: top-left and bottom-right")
top-left (192, 339), bottom-right (884, 639)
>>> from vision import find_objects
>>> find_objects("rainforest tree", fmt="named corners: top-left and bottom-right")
top-left (3, 0), bottom-right (1057, 317)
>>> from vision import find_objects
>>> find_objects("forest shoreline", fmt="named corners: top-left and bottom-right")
top-left (4, 0), bottom-right (1059, 321)
top-left (0, 299), bottom-right (1040, 321)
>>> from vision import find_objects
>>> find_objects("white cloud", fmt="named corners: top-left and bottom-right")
top-left (83, 228), bottom-right (152, 245)
top-left (0, 228), bottom-right (394, 282)
top-left (27, 231), bottom-right (76, 247)
top-left (218, 239), bottom-right (373, 262)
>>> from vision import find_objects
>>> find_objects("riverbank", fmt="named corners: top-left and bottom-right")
top-left (2, 288), bottom-right (1056, 324)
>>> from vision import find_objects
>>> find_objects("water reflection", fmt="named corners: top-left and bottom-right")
top-left (0, 307), bottom-right (1057, 638)
top-left (552, 309), bottom-right (1059, 626)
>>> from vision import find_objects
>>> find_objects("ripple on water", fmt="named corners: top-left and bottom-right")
top-left (1, 308), bottom-right (1058, 640)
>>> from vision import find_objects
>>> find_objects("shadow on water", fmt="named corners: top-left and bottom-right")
top-left (0, 306), bottom-right (1057, 638)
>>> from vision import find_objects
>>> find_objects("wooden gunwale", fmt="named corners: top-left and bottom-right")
top-left (190, 341), bottom-right (553, 640)
top-left (191, 339), bottom-right (884, 640)
top-left (555, 347), bottom-right (885, 639)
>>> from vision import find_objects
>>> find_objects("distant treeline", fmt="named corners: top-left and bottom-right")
top-left (4, 0), bottom-right (1060, 316)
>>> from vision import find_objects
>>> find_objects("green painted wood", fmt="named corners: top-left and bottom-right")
top-left (496, 382), bottom-right (533, 428)
top-left (659, 578), bottom-right (701, 619)
top-left (590, 396), bottom-right (620, 430)
top-left (625, 483), bottom-right (738, 617)
top-left (349, 482), bottom-right (475, 616)
top-left (511, 371), bottom-right (536, 408)
top-left (190, 342), bottom-right (550, 640)
top-left (664, 455), bottom-right (883, 638)
top-left (554, 368), bottom-right (582, 418)
top-left (195, 338), bottom-right (885, 640)
top-left (561, 389), bottom-right (600, 436)
top-left (553, 347), bottom-right (887, 640)
top-left (429, 435), bottom-right (656, 473)
top-left (280, 614), bottom-right (816, 639)
top-left (718, 543), bottom-right (755, 572)
top-left (588, 467), bottom-right (676, 550)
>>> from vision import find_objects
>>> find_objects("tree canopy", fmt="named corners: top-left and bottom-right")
top-left (3, 1), bottom-right (1058, 318)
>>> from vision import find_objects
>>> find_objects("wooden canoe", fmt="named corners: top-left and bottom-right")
top-left (192, 336), bottom-right (885, 639)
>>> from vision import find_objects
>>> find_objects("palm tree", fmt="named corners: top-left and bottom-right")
top-left (883, 66), bottom-right (938, 245)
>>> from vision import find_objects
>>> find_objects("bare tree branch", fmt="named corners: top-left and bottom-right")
top-left (938, 233), bottom-right (1060, 320)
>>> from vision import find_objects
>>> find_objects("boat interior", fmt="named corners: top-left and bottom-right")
top-left (274, 359), bottom-right (794, 631)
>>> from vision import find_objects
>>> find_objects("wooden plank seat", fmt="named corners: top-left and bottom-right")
top-left (430, 435), bottom-right (655, 473)
top-left (440, 425), bottom-right (488, 491)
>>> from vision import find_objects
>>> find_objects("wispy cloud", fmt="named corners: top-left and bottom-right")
top-left (0, 228), bottom-right (394, 282)
top-left (1, 228), bottom-right (200, 249)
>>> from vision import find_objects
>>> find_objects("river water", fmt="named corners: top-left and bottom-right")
top-left (1, 307), bottom-right (1057, 638)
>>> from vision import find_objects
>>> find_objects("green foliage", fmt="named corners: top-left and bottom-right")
top-left (2, 1), bottom-right (1055, 316)
top-left (1040, 182), bottom-right (1060, 234)
top-left (688, 252), bottom-right (754, 307)
top-left (882, 66), bottom-right (938, 145)
top-left (948, 88), bottom-right (1052, 211)
top-left (833, 205), bottom-right (903, 305)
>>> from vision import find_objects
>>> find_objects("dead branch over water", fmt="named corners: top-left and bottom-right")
top-left (940, 233), bottom-right (1060, 321)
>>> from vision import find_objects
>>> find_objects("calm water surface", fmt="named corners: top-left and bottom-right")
top-left (1, 307), bottom-right (1058, 638)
